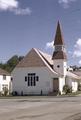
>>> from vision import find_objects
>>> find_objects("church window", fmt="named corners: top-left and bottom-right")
top-left (3, 75), bottom-right (6, 80)
top-left (35, 76), bottom-right (39, 81)
top-left (25, 73), bottom-right (39, 87)
top-left (11, 77), bottom-right (13, 81)
top-left (25, 76), bottom-right (27, 82)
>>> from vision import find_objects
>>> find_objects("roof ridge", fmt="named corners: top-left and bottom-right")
top-left (33, 48), bottom-right (58, 75)
top-left (38, 49), bottom-right (51, 56)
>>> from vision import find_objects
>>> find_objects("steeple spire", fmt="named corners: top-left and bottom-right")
top-left (54, 21), bottom-right (64, 45)
top-left (52, 21), bottom-right (67, 76)
top-left (52, 21), bottom-right (67, 60)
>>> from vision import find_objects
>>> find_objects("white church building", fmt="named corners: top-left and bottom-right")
top-left (12, 21), bottom-right (81, 95)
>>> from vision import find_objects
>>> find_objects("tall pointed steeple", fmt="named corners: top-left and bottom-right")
top-left (52, 21), bottom-right (67, 76)
top-left (52, 21), bottom-right (67, 60)
top-left (54, 21), bottom-right (64, 45)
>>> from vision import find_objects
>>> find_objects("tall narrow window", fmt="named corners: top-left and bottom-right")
top-left (3, 75), bottom-right (6, 80)
top-left (36, 76), bottom-right (39, 81)
top-left (31, 76), bottom-right (33, 86)
top-left (34, 79), bottom-right (36, 86)
top-left (28, 76), bottom-right (30, 86)
top-left (25, 76), bottom-right (27, 82)
top-left (11, 77), bottom-right (13, 81)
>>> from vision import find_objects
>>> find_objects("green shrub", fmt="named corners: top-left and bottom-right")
top-left (12, 91), bottom-right (18, 96)
top-left (3, 87), bottom-right (8, 96)
top-left (63, 85), bottom-right (72, 94)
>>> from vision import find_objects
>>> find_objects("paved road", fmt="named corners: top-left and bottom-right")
top-left (0, 96), bottom-right (81, 120)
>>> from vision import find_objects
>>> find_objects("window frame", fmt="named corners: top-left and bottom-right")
top-left (25, 73), bottom-right (39, 87)
top-left (3, 75), bottom-right (6, 80)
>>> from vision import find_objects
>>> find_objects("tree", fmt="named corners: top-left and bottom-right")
top-left (0, 55), bottom-right (24, 73)
top-left (7, 55), bottom-right (19, 72)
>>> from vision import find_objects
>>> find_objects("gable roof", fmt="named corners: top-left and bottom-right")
top-left (16, 48), bottom-right (58, 75)
top-left (38, 50), bottom-right (53, 65)
top-left (54, 21), bottom-right (64, 45)
top-left (17, 48), bottom-right (46, 68)
top-left (0, 68), bottom-right (10, 76)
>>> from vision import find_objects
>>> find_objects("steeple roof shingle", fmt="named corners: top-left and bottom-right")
top-left (54, 21), bottom-right (64, 45)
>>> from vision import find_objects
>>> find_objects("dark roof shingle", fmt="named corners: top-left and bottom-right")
top-left (16, 48), bottom-right (46, 67)
top-left (54, 21), bottom-right (64, 45)
top-left (52, 51), bottom-right (67, 60)
top-left (0, 68), bottom-right (10, 76)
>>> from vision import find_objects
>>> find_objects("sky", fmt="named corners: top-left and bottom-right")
top-left (0, 0), bottom-right (81, 66)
